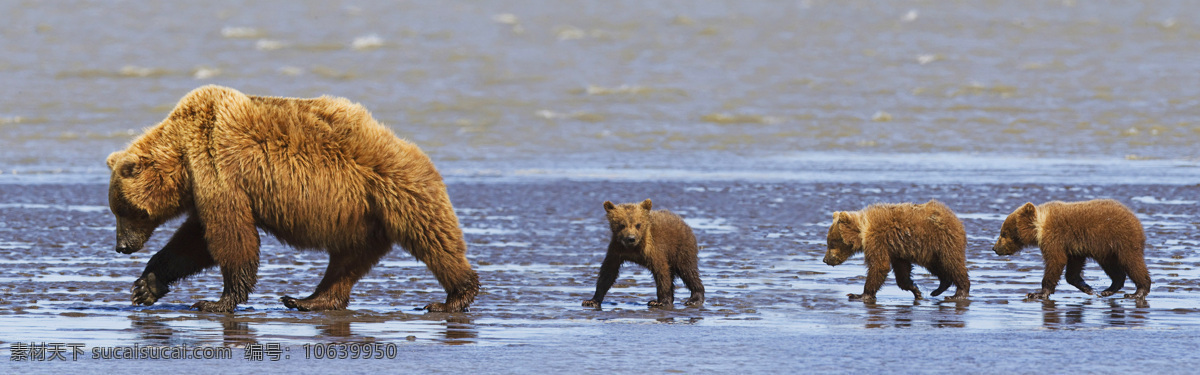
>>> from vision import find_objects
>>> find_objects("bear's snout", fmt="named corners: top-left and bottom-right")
top-left (822, 251), bottom-right (843, 266)
top-left (621, 235), bottom-right (638, 247)
top-left (115, 244), bottom-right (141, 254)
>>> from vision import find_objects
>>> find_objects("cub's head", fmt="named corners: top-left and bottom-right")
top-left (993, 202), bottom-right (1038, 256)
top-left (106, 149), bottom-right (187, 254)
top-left (603, 199), bottom-right (653, 248)
top-left (823, 211), bottom-right (864, 266)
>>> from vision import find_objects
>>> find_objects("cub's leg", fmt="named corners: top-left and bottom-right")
top-left (1096, 256), bottom-right (1126, 297)
top-left (675, 265), bottom-right (705, 307)
top-left (1064, 255), bottom-right (1095, 295)
top-left (583, 253), bottom-right (622, 307)
top-left (1119, 251), bottom-right (1151, 299)
top-left (1027, 247), bottom-right (1066, 299)
top-left (891, 259), bottom-right (922, 300)
top-left (647, 261), bottom-right (675, 308)
top-left (849, 256), bottom-right (890, 303)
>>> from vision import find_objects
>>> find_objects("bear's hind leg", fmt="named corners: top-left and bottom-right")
top-left (891, 259), bottom-right (922, 300)
top-left (675, 264), bottom-right (705, 307)
top-left (1065, 255), bottom-right (1095, 295)
top-left (1096, 256), bottom-right (1126, 297)
top-left (282, 242), bottom-right (391, 311)
top-left (403, 232), bottom-right (479, 312)
top-left (928, 268), bottom-right (952, 297)
top-left (1119, 251), bottom-right (1151, 299)
top-left (134, 215), bottom-right (215, 306)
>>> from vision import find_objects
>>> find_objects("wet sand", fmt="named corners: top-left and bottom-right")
top-left (1, 177), bottom-right (1197, 371)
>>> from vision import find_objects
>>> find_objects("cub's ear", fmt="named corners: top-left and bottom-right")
top-left (1018, 202), bottom-right (1037, 220)
top-left (105, 151), bottom-right (126, 170)
top-left (640, 199), bottom-right (652, 211)
top-left (835, 212), bottom-right (862, 247)
top-left (603, 201), bottom-right (616, 211)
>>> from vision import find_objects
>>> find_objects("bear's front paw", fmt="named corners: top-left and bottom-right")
top-left (280, 296), bottom-right (310, 311)
top-left (847, 293), bottom-right (877, 303)
top-left (942, 294), bottom-right (970, 302)
top-left (1024, 290), bottom-right (1052, 300)
top-left (647, 300), bottom-right (672, 308)
top-left (131, 273), bottom-right (169, 306)
top-left (1098, 290), bottom-right (1117, 297)
top-left (191, 300), bottom-right (237, 313)
top-left (582, 300), bottom-right (601, 308)
top-left (683, 297), bottom-right (704, 307)
top-left (1123, 291), bottom-right (1148, 300)
top-left (423, 302), bottom-right (469, 313)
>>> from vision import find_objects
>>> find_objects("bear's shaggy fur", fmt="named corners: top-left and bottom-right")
top-left (992, 199), bottom-right (1150, 300)
top-left (823, 199), bottom-right (970, 302)
top-left (106, 85), bottom-right (478, 313)
top-left (582, 199), bottom-right (704, 308)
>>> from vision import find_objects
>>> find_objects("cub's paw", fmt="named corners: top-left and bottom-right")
top-left (683, 298), bottom-right (704, 307)
top-left (1098, 290), bottom-right (1118, 297)
top-left (647, 300), bottom-right (673, 308)
top-left (191, 300), bottom-right (237, 313)
top-left (132, 273), bottom-right (169, 306)
top-left (582, 300), bottom-right (601, 308)
top-left (910, 290), bottom-right (924, 300)
top-left (942, 294), bottom-right (970, 302)
top-left (1024, 290), bottom-right (1052, 300)
top-left (847, 293), bottom-right (877, 303)
top-left (1123, 292), bottom-right (1148, 300)
top-left (423, 302), bottom-right (469, 313)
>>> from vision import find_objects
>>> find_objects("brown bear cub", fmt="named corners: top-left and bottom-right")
top-left (582, 199), bottom-right (705, 308)
top-left (993, 199), bottom-right (1150, 300)
top-left (106, 85), bottom-right (479, 313)
top-left (823, 199), bottom-right (970, 303)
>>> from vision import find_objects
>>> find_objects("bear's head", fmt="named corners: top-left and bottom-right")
top-left (824, 211), bottom-right (863, 266)
top-left (993, 202), bottom-right (1038, 255)
top-left (603, 199), bottom-right (653, 248)
top-left (106, 148), bottom-right (188, 254)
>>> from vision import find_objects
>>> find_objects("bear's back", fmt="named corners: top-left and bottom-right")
top-left (861, 200), bottom-right (966, 260)
top-left (1042, 199), bottom-right (1143, 243)
top-left (649, 210), bottom-right (698, 254)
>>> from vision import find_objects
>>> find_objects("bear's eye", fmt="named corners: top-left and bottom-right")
top-left (635, 224), bottom-right (641, 229)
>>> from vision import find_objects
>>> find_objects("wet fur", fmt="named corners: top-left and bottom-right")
top-left (583, 199), bottom-right (705, 308)
top-left (992, 199), bottom-right (1150, 300)
top-left (107, 85), bottom-right (479, 313)
top-left (823, 199), bottom-right (970, 302)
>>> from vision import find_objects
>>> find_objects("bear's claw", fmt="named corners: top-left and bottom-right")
top-left (582, 300), bottom-right (601, 308)
top-left (131, 273), bottom-right (169, 306)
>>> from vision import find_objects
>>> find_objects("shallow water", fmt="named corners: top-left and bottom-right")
top-left (2, 0), bottom-right (1199, 372)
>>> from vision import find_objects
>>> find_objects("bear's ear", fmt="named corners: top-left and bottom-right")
top-left (640, 199), bottom-right (652, 211)
top-left (118, 159), bottom-right (140, 179)
top-left (603, 201), bottom-right (616, 212)
top-left (105, 151), bottom-right (126, 170)
top-left (1018, 202), bottom-right (1037, 221)
top-left (835, 212), bottom-right (862, 247)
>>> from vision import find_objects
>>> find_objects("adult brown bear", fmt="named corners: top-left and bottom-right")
top-left (106, 85), bottom-right (478, 313)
